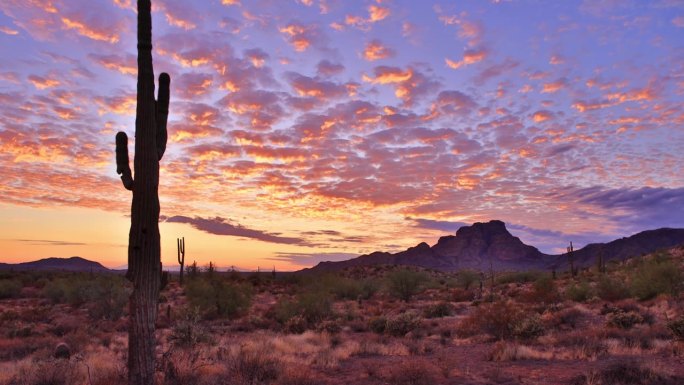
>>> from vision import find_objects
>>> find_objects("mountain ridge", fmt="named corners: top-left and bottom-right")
top-left (305, 220), bottom-right (684, 273)
top-left (0, 256), bottom-right (111, 272)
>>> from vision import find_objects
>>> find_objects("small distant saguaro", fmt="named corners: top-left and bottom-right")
top-left (567, 241), bottom-right (575, 277)
top-left (114, 1), bottom-right (171, 384)
top-left (177, 237), bottom-right (185, 286)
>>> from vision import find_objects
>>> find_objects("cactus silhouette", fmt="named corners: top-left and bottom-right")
top-left (177, 237), bottom-right (185, 286)
top-left (114, 1), bottom-right (170, 384)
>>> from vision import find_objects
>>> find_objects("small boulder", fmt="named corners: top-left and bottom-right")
top-left (54, 342), bottom-right (71, 359)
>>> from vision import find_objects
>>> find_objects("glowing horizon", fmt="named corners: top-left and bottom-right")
top-left (1, 0), bottom-right (683, 271)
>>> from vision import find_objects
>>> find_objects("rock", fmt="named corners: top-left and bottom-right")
top-left (54, 342), bottom-right (71, 359)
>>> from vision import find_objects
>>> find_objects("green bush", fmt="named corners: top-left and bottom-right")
top-left (272, 291), bottom-right (333, 328)
top-left (386, 269), bottom-right (428, 301)
top-left (186, 278), bottom-right (252, 319)
top-left (0, 279), bottom-right (22, 299)
top-left (566, 281), bottom-right (593, 302)
top-left (455, 270), bottom-right (481, 290)
top-left (630, 259), bottom-right (682, 300)
top-left (40, 275), bottom-right (129, 320)
top-left (597, 276), bottom-right (630, 301)
top-left (527, 276), bottom-right (559, 303)
top-left (496, 271), bottom-right (544, 285)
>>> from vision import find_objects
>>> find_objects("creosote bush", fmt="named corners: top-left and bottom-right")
top-left (566, 280), bottom-right (593, 302)
top-left (0, 279), bottom-right (22, 299)
top-left (186, 277), bottom-right (252, 319)
top-left (386, 268), bottom-right (429, 302)
top-left (596, 275), bottom-right (630, 302)
top-left (40, 275), bottom-right (129, 320)
top-left (458, 301), bottom-right (543, 340)
top-left (630, 257), bottom-right (682, 300)
top-left (667, 317), bottom-right (684, 341)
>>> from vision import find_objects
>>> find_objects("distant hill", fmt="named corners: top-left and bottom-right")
top-left (0, 256), bottom-right (111, 272)
top-left (305, 220), bottom-right (684, 273)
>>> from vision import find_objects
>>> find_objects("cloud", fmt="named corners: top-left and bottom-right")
top-left (673, 16), bottom-right (684, 27)
top-left (267, 252), bottom-right (357, 267)
top-left (89, 53), bottom-right (136, 75)
top-left (316, 60), bottom-right (344, 77)
top-left (550, 186), bottom-right (684, 231)
top-left (279, 22), bottom-right (321, 52)
top-left (14, 239), bottom-right (87, 246)
top-left (408, 218), bottom-right (468, 233)
top-left (445, 47), bottom-right (488, 69)
top-left (165, 216), bottom-right (310, 245)
top-left (363, 40), bottom-right (395, 61)
top-left (368, 5), bottom-right (390, 22)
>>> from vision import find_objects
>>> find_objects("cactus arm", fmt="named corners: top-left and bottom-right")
top-left (156, 73), bottom-right (170, 160)
top-left (115, 132), bottom-right (134, 191)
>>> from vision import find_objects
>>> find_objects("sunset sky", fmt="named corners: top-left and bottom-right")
top-left (1, 0), bottom-right (683, 271)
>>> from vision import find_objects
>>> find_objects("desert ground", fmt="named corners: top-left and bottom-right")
top-left (1, 246), bottom-right (683, 385)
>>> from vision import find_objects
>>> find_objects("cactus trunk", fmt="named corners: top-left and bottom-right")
top-left (177, 237), bottom-right (185, 286)
top-left (115, 1), bottom-right (170, 384)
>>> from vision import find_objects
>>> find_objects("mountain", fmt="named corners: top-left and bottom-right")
top-left (307, 220), bottom-right (684, 273)
top-left (0, 256), bottom-right (111, 272)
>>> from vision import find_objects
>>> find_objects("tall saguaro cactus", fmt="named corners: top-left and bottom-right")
top-left (177, 237), bottom-right (185, 286)
top-left (115, 1), bottom-right (170, 384)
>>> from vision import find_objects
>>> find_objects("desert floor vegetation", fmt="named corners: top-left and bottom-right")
top-left (1, 246), bottom-right (684, 384)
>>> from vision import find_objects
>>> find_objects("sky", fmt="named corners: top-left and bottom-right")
top-left (0, 0), bottom-right (683, 271)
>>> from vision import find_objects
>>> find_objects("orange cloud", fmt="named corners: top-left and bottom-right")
top-left (279, 23), bottom-right (317, 52)
top-left (61, 17), bottom-right (119, 43)
top-left (0, 26), bottom-right (19, 35)
top-left (445, 48), bottom-right (487, 69)
top-left (363, 40), bottom-right (394, 61)
top-left (572, 100), bottom-right (613, 112)
top-left (532, 110), bottom-right (554, 123)
top-left (222, 0), bottom-right (241, 5)
top-left (165, 13), bottom-right (196, 30)
top-left (368, 5), bottom-right (390, 22)
top-left (27, 75), bottom-right (60, 89)
top-left (89, 54), bottom-right (136, 75)
top-left (362, 66), bottom-right (413, 84)
top-left (542, 78), bottom-right (567, 93)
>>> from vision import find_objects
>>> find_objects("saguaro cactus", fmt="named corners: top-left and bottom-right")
top-left (177, 237), bottom-right (185, 286)
top-left (567, 241), bottom-right (576, 278)
top-left (115, 1), bottom-right (170, 384)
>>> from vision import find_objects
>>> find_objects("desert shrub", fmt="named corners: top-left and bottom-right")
top-left (606, 310), bottom-right (644, 329)
top-left (527, 276), bottom-right (560, 303)
top-left (385, 311), bottom-right (422, 337)
top-left (169, 307), bottom-right (209, 348)
top-left (272, 291), bottom-right (333, 329)
top-left (667, 317), bottom-right (684, 341)
top-left (226, 344), bottom-right (281, 385)
top-left (368, 316), bottom-right (388, 334)
top-left (0, 279), bottom-right (22, 299)
top-left (596, 275), bottom-right (630, 301)
top-left (455, 270), bottom-right (480, 290)
top-left (325, 276), bottom-right (363, 300)
top-left (458, 301), bottom-right (535, 340)
top-left (512, 314), bottom-right (545, 340)
top-left (386, 269), bottom-right (428, 302)
top-left (423, 302), bottom-right (454, 318)
top-left (13, 359), bottom-right (83, 385)
top-left (546, 307), bottom-right (585, 329)
top-left (358, 278), bottom-right (379, 300)
top-left (566, 281), bottom-right (593, 302)
top-left (186, 278), bottom-right (252, 319)
top-left (570, 361), bottom-right (682, 385)
top-left (387, 359), bottom-right (438, 385)
top-left (87, 277), bottom-right (129, 320)
top-left (496, 270), bottom-right (544, 285)
top-left (451, 288), bottom-right (476, 302)
top-left (40, 276), bottom-right (129, 320)
top-left (630, 258), bottom-right (682, 300)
